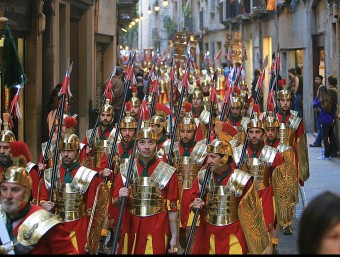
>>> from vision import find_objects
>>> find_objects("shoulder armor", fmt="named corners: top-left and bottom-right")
top-left (43, 168), bottom-right (60, 191)
top-left (191, 139), bottom-right (207, 165)
top-left (17, 209), bottom-right (63, 247)
top-left (232, 144), bottom-right (246, 166)
top-left (287, 113), bottom-right (302, 130)
top-left (150, 161), bottom-right (177, 189)
top-left (26, 162), bottom-right (38, 173)
top-left (71, 166), bottom-right (97, 194)
top-left (80, 143), bottom-right (86, 150)
top-left (229, 169), bottom-right (252, 197)
top-left (197, 169), bottom-right (214, 193)
top-left (85, 128), bottom-right (98, 145)
top-left (290, 109), bottom-right (298, 116)
top-left (199, 109), bottom-right (210, 124)
top-left (119, 158), bottom-right (138, 184)
top-left (277, 143), bottom-right (293, 153)
top-left (259, 145), bottom-right (278, 165)
top-left (240, 117), bottom-right (250, 131)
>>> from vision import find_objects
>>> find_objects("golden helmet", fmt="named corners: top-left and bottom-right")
top-left (130, 92), bottom-right (141, 107)
top-left (0, 130), bottom-right (16, 143)
top-left (247, 113), bottom-right (265, 131)
top-left (101, 99), bottom-right (114, 115)
top-left (150, 103), bottom-right (172, 134)
top-left (59, 133), bottom-right (80, 151)
top-left (192, 89), bottom-right (203, 99)
top-left (231, 96), bottom-right (243, 108)
top-left (264, 113), bottom-right (279, 129)
top-left (207, 138), bottom-right (234, 166)
top-left (3, 166), bottom-right (32, 191)
top-left (178, 113), bottom-right (197, 131)
top-left (277, 90), bottom-right (292, 100)
top-left (136, 121), bottom-right (157, 141)
top-left (120, 112), bottom-right (137, 129)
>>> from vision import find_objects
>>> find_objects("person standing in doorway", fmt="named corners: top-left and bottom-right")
top-left (310, 75), bottom-right (324, 147)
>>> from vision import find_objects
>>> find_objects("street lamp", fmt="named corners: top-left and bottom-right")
top-left (148, 5), bottom-right (152, 15)
top-left (162, 0), bottom-right (168, 6)
top-left (140, 12), bottom-right (144, 21)
top-left (154, 0), bottom-right (160, 12)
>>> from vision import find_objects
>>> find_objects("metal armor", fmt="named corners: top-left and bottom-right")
top-left (234, 145), bottom-right (278, 191)
top-left (41, 140), bottom-right (58, 168)
top-left (85, 127), bottom-right (120, 169)
top-left (177, 156), bottom-right (200, 191)
top-left (278, 110), bottom-right (302, 147)
top-left (43, 166), bottom-right (97, 222)
top-left (120, 160), bottom-right (176, 217)
top-left (17, 209), bottom-right (63, 248)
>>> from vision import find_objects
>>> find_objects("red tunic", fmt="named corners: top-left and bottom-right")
top-left (183, 168), bottom-right (250, 254)
top-left (28, 165), bottom-right (40, 205)
top-left (113, 158), bottom-right (179, 254)
top-left (39, 165), bottom-right (100, 254)
top-left (246, 145), bottom-right (284, 232)
top-left (12, 205), bottom-right (78, 254)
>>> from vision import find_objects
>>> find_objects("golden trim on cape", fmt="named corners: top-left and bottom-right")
top-left (297, 132), bottom-right (310, 182)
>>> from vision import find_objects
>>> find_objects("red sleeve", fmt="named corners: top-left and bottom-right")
top-left (222, 122), bottom-right (238, 136)
top-left (31, 223), bottom-right (79, 254)
top-left (29, 167), bottom-right (40, 204)
top-left (272, 151), bottom-right (284, 170)
top-left (38, 175), bottom-right (50, 203)
top-left (39, 152), bottom-right (43, 164)
top-left (165, 171), bottom-right (180, 212)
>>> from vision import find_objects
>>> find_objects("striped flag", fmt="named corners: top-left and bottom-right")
top-left (214, 48), bottom-right (222, 61)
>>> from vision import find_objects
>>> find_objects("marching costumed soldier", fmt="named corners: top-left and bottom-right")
top-left (113, 121), bottom-right (180, 254)
top-left (82, 96), bottom-right (119, 171)
top-left (184, 138), bottom-right (271, 254)
top-left (39, 133), bottom-right (100, 254)
top-left (233, 107), bottom-right (284, 254)
top-left (164, 113), bottom-right (207, 253)
top-left (263, 107), bottom-right (298, 253)
top-left (0, 129), bottom-right (39, 206)
top-left (276, 89), bottom-right (309, 235)
top-left (0, 149), bottom-right (78, 254)
top-left (150, 103), bottom-right (172, 159)
top-left (126, 92), bottom-right (141, 120)
top-left (191, 89), bottom-right (211, 141)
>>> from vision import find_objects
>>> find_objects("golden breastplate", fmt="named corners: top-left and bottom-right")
top-left (246, 158), bottom-right (271, 191)
top-left (205, 185), bottom-right (239, 226)
top-left (177, 156), bottom-right (199, 190)
top-left (55, 183), bottom-right (86, 222)
top-left (129, 177), bottom-right (167, 217)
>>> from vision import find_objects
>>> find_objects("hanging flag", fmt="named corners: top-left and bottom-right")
top-left (3, 24), bottom-right (27, 88)
top-left (214, 48), bottom-right (222, 61)
top-left (227, 46), bottom-right (232, 62)
top-left (196, 42), bottom-right (200, 55)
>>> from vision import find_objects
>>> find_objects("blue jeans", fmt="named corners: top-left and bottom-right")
top-left (314, 112), bottom-right (322, 145)
top-left (294, 94), bottom-right (303, 118)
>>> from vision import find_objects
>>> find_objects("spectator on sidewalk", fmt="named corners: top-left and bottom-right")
top-left (327, 75), bottom-right (339, 157)
top-left (313, 86), bottom-right (337, 160)
top-left (310, 75), bottom-right (324, 147)
top-left (298, 191), bottom-right (340, 254)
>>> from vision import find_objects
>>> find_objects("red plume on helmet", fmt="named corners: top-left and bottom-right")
top-left (184, 102), bottom-right (192, 113)
top-left (125, 101), bottom-right (132, 112)
top-left (63, 116), bottom-right (77, 130)
top-left (10, 141), bottom-right (32, 163)
top-left (268, 103), bottom-right (274, 112)
top-left (155, 103), bottom-right (172, 117)
top-left (233, 86), bottom-right (241, 96)
top-left (106, 91), bottom-right (113, 103)
top-left (132, 85), bottom-right (137, 94)
top-left (253, 103), bottom-right (260, 114)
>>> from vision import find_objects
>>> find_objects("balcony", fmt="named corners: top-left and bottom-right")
top-left (117, 0), bottom-right (138, 29)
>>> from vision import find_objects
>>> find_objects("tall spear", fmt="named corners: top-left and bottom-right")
top-left (110, 97), bottom-right (150, 254)
top-left (49, 61), bottom-right (73, 201)
top-left (238, 55), bottom-right (268, 169)
top-left (169, 57), bottom-right (175, 140)
top-left (221, 49), bottom-right (247, 121)
top-left (104, 52), bottom-right (136, 183)
top-left (87, 67), bottom-right (116, 150)
top-left (184, 71), bottom-right (217, 255)
top-left (167, 57), bottom-right (190, 165)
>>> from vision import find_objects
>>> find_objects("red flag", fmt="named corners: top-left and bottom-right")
top-left (182, 72), bottom-right (189, 89)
